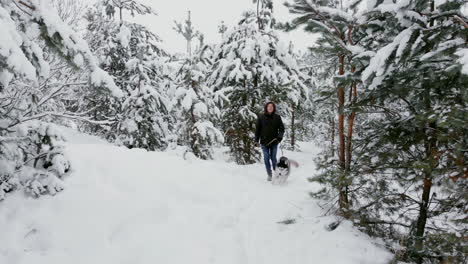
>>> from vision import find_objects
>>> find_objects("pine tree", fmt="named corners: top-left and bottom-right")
top-left (353, 1), bottom-right (468, 262)
top-left (102, 0), bottom-right (154, 21)
top-left (285, 0), bottom-right (363, 214)
top-left (171, 11), bottom-right (224, 160)
top-left (209, 1), bottom-right (303, 164)
top-left (82, 1), bottom-right (171, 150)
top-left (287, 0), bottom-right (468, 262)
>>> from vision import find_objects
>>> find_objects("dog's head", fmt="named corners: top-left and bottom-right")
top-left (277, 156), bottom-right (289, 169)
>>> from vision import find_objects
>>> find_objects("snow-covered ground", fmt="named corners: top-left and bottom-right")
top-left (0, 128), bottom-right (392, 264)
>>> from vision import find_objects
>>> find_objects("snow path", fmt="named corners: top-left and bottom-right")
top-left (0, 130), bottom-right (392, 264)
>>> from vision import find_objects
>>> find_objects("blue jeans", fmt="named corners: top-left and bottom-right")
top-left (261, 143), bottom-right (278, 176)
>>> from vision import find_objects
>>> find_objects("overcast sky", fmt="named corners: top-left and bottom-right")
top-left (100, 0), bottom-right (468, 55)
top-left (128, 0), bottom-right (317, 54)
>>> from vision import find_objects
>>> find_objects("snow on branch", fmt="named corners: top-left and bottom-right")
top-left (2, 0), bottom-right (123, 98)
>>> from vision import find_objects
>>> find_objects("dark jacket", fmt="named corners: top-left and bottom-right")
top-left (255, 103), bottom-right (285, 146)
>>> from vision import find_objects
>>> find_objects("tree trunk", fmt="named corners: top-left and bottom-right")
top-left (414, 174), bottom-right (432, 263)
top-left (415, 89), bottom-right (437, 264)
top-left (290, 103), bottom-right (296, 151)
top-left (345, 66), bottom-right (357, 172)
top-left (414, 117), bottom-right (437, 263)
top-left (256, 0), bottom-right (261, 29)
top-left (189, 78), bottom-right (198, 157)
top-left (337, 54), bottom-right (349, 212)
top-left (343, 67), bottom-right (357, 208)
top-left (330, 104), bottom-right (335, 157)
top-left (414, 3), bottom-right (436, 262)
top-left (187, 11), bottom-right (192, 56)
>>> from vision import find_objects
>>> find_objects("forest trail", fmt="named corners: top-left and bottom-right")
top-left (0, 129), bottom-right (392, 264)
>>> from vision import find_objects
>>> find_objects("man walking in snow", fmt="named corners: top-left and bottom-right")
top-left (255, 102), bottom-right (285, 181)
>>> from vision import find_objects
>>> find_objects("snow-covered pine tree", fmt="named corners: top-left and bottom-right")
top-left (103, 0), bottom-right (154, 21)
top-left (289, 0), bottom-right (467, 262)
top-left (0, 0), bottom-right (121, 200)
top-left (285, 0), bottom-right (365, 214)
top-left (348, 1), bottom-right (468, 263)
top-left (82, 0), bottom-right (172, 150)
top-left (218, 21), bottom-right (228, 38)
top-left (171, 11), bottom-right (224, 160)
top-left (174, 11), bottom-right (200, 57)
top-left (209, 1), bottom-right (303, 164)
top-left (117, 22), bottom-right (172, 150)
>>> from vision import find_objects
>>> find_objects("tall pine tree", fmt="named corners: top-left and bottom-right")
top-left (354, 1), bottom-right (468, 262)
top-left (171, 11), bottom-right (224, 160)
top-left (287, 0), bottom-right (468, 262)
top-left (285, 0), bottom-right (364, 213)
top-left (82, 0), bottom-right (172, 150)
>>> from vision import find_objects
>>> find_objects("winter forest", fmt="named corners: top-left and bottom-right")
top-left (0, 0), bottom-right (467, 263)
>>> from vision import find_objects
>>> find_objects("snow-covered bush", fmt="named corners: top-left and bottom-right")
top-left (0, 122), bottom-right (70, 200)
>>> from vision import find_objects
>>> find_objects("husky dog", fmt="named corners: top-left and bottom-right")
top-left (272, 156), bottom-right (299, 185)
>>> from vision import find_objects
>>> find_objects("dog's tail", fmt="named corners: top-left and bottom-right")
top-left (289, 160), bottom-right (299, 168)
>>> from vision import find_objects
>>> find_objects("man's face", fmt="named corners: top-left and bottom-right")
top-left (267, 104), bottom-right (274, 114)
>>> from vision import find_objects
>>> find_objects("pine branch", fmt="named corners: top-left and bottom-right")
top-left (453, 15), bottom-right (468, 29)
top-left (17, 0), bottom-right (35, 10)
top-left (10, 0), bottom-right (32, 15)
top-left (357, 219), bottom-right (412, 228)
top-left (0, 136), bottom-right (29, 142)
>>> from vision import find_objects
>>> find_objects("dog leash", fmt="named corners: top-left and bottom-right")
top-left (265, 138), bottom-right (284, 156)
top-left (266, 138), bottom-right (277, 146)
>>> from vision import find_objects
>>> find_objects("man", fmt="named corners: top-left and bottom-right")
top-left (255, 102), bottom-right (285, 181)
